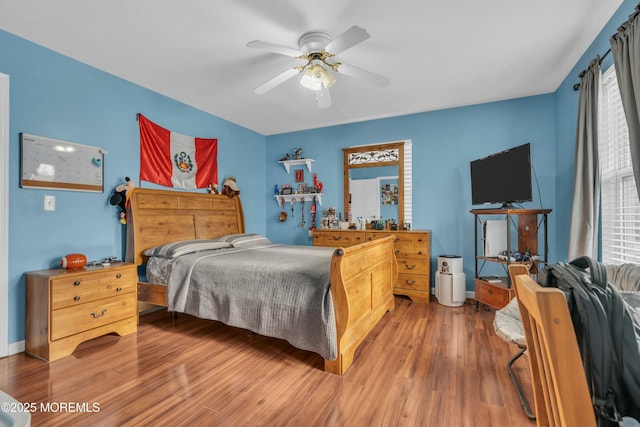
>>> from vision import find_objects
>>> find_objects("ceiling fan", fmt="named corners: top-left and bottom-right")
top-left (247, 25), bottom-right (390, 108)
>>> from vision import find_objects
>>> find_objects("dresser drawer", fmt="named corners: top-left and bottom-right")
top-left (366, 232), bottom-right (412, 246)
top-left (397, 258), bottom-right (429, 275)
top-left (412, 233), bottom-right (430, 254)
top-left (396, 273), bottom-right (430, 291)
top-left (475, 280), bottom-right (514, 309)
top-left (369, 232), bottom-right (429, 254)
top-left (51, 293), bottom-right (137, 341)
top-left (313, 231), bottom-right (365, 247)
top-left (394, 246), bottom-right (429, 259)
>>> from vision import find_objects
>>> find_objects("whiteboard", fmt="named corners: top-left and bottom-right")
top-left (20, 133), bottom-right (104, 192)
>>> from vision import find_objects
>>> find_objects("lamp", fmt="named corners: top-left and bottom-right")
top-left (300, 64), bottom-right (336, 91)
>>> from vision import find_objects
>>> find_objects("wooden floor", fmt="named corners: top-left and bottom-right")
top-left (1, 296), bottom-right (536, 427)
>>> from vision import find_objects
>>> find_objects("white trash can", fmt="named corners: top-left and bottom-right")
top-left (435, 255), bottom-right (466, 307)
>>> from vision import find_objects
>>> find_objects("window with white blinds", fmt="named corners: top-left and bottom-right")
top-left (599, 66), bottom-right (640, 264)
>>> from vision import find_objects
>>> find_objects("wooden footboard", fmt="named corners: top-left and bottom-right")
top-left (325, 235), bottom-right (397, 375)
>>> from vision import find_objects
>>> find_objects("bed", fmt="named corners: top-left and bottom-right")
top-left (125, 188), bottom-right (398, 375)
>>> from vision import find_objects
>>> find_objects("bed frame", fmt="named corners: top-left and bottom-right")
top-left (126, 188), bottom-right (397, 375)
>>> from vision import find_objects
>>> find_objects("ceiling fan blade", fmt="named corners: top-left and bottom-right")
top-left (254, 68), bottom-right (301, 95)
top-left (247, 40), bottom-right (304, 58)
top-left (315, 88), bottom-right (332, 109)
top-left (324, 26), bottom-right (370, 55)
top-left (336, 63), bottom-right (390, 88)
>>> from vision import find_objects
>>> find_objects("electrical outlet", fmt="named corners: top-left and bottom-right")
top-left (44, 195), bottom-right (55, 211)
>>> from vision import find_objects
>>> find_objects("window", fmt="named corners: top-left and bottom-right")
top-left (599, 66), bottom-right (640, 264)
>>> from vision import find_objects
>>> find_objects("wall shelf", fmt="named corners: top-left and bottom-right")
top-left (274, 193), bottom-right (323, 207)
top-left (279, 158), bottom-right (315, 173)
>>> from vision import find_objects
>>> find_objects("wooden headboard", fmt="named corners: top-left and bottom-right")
top-left (125, 188), bottom-right (246, 265)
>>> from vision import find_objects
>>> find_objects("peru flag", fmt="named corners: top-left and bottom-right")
top-left (138, 114), bottom-right (218, 189)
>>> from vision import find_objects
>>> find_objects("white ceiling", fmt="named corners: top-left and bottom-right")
top-left (0, 0), bottom-right (622, 135)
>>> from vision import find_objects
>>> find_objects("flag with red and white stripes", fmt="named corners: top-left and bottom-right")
top-left (138, 114), bottom-right (218, 189)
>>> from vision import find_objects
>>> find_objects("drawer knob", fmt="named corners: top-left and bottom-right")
top-left (405, 263), bottom-right (417, 270)
top-left (395, 250), bottom-right (400, 255)
top-left (116, 287), bottom-right (122, 292)
top-left (333, 236), bottom-right (342, 240)
top-left (356, 237), bottom-right (361, 240)
top-left (418, 251), bottom-right (423, 255)
top-left (74, 296), bottom-right (80, 301)
top-left (74, 281), bottom-right (81, 286)
top-left (90, 309), bottom-right (107, 318)
top-left (418, 238), bottom-right (423, 242)
top-left (488, 289), bottom-right (494, 295)
top-left (116, 273), bottom-right (122, 279)
top-left (405, 280), bottom-right (416, 285)
top-left (395, 238), bottom-right (400, 242)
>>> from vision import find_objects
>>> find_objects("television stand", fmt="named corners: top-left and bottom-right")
top-left (470, 208), bottom-right (551, 310)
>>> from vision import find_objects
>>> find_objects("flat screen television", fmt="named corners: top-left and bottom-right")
top-left (470, 143), bottom-right (532, 208)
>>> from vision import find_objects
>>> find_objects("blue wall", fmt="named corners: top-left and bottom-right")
top-left (265, 95), bottom-right (557, 286)
top-left (1, 29), bottom-right (266, 343)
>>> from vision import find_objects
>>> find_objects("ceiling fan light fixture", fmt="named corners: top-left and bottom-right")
top-left (300, 64), bottom-right (336, 91)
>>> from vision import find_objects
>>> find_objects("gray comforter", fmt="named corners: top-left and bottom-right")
top-left (166, 244), bottom-right (338, 360)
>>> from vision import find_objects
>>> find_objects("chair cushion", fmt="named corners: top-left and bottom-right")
top-left (493, 297), bottom-right (526, 347)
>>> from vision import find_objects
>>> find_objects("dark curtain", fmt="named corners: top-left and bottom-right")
top-left (568, 58), bottom-right (601, 260)
top-left (611, 6), bottom-right (640, 201)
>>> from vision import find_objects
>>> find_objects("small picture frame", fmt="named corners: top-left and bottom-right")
top-left (295, 169), bottom-right (304, 182)
top-left (281, 187), bottom-right (292, 195)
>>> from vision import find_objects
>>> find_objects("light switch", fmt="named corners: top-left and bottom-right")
top-left (44, 195), bottom-right (55, 211)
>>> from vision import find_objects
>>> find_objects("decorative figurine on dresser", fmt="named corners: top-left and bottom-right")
top-left (25, 257), bottom-right (138, 361)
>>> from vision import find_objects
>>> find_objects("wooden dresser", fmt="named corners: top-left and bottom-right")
top-left (25, 262), bottom-right (138, 361)
top-left (313, 229), bottom-right (431, 303)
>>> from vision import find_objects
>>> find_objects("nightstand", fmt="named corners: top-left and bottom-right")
top-left (25, 262), bottom-right (137, 361)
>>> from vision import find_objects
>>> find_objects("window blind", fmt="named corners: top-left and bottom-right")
top-left (599, 66), bottom-right (640, 264)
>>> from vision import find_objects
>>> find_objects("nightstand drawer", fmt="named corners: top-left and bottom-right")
top-left (51, 293), bottom-right (137, 341)
top-left (100, 269), bottom-right (137, 296)
top-left (51, 276), bottom-right (102, 310)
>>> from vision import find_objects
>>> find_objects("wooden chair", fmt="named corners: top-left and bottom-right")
top-left (510, 266), bottom-right (596, 427)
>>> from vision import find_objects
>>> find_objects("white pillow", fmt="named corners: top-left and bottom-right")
top-left (214, 233), bottom-right (272, 248)
top-left (144, 239), bottom-right (232, 258)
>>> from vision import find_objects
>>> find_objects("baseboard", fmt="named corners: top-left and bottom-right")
top-left (431, 288), bottom-right (474, 300)
top-left (8, 340), bottom-right (24, 356)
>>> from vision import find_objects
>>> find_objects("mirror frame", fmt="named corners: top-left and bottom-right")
top-left (343, 141), bottom-right (405, 227)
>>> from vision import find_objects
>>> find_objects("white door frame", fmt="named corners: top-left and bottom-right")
top-left (1, 73), bottom-right (9, 357)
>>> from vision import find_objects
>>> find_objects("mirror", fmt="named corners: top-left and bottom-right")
top-left (343, 141), bottom-right (411, 228)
